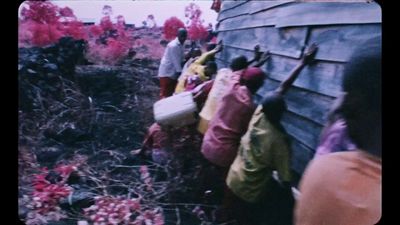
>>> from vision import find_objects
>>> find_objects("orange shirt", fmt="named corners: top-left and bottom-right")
top-left (295, 151), bottom-right (381, 225)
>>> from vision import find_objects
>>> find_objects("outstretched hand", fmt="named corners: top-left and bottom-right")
top-left (259, 51), bottom-right (271, 62)
top-left (214, 40), bottom-right (223, 53)
top-left (254, 44), bottom-right (262, 61)
top-left (301, 43), bottom-right (318, 65)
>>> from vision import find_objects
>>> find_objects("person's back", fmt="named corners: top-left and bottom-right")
top-left (197, 68), bottom-right (234, 133)
top-left (295, 150), bottom-right (381, 225)
top-left (227, 105), bottom-right (291, 203)
top-left (201, 67), bottom-right (264, 167)
top-left (197, 55), bottom-right (250, 134)
top-left (158, 38), bottom-right (183, 78)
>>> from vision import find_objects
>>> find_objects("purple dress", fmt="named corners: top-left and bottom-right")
top-left (315, 118), bottom-right (357, 158)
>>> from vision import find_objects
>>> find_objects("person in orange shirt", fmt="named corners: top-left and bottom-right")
top-left (294, 37), bottom-right (381, 225)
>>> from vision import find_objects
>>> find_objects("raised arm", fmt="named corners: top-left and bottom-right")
top-left (275, 43), bottom-right (318, 96)
top-left (253, 51), bottom-right (271, 68)
top-left (194, 40), bottom-right (223, 65)
top-left (247, 44), bottom-right (263, 66)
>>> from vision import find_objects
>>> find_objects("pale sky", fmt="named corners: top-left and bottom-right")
top-left (19, 0), bottom-right (219, 27)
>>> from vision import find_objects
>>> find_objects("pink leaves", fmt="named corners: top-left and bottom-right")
top-left (59, 7), bottom-right (75, 18)
top-left (20, 1), bottom-right (59, 24)
top-left (140, 165), bottom-right (153, 191)
top-left (163, 17), bottom-right (185, 40)
top-left (89, 25), bottom-right (104, 38)
top-left (84, 196), bottom-right (164, 225)
top-left (184, 3), bottom-right (209, 41)
top-left (29, 164), bottom-right (75, 216)
top-left (187, 23), bottom-right (208, 41)
top-left (19, 1), bottom-right (86, 47)
top-left (100, 16), bottom-right (114, 32)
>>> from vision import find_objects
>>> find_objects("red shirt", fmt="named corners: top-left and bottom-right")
top-left (201, 71), bottom-right (256, 167)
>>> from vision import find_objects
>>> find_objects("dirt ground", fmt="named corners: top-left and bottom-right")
top-left (18, 47), bottom-right (223, 224)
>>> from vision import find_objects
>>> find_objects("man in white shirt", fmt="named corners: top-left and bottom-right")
top-left (158, 28), bottom-right (187, 98)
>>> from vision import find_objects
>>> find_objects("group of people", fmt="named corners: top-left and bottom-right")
top-left (137, 28), bottom-right (382, 225)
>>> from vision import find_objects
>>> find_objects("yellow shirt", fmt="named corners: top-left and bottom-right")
top-left (175, 48), bottom-right (219, 93)
top-left (197, 68), bottom-right (235, 134)
top-left (226, 106), bottom-right (291, 203)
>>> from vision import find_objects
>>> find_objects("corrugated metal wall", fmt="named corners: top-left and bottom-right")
top-left (214, 0), bottom-right (381, 178)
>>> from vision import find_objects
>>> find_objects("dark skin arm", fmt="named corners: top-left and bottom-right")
top-left (247, 45), bottom-right (263, 66)
top-left (253, 51), bottom-right (271, 68)
top-left (275, 43), bottom-right (318, 96)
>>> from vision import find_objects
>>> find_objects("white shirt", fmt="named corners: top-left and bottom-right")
top-left (158, 38), bottom-right (185, 79)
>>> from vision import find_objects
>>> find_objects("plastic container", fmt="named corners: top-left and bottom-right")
top-left (154, 91), bottom-right (198, 128)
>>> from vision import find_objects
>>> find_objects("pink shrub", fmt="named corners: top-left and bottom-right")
top-left (19, 1), bottom-right (86, 47)
top-left (20, 1), bottom-right (59, 24)
top-left (187, 23), bottom-right (209, 41)
top-left (83, 196), bottom-right (165, 225)
top-left (100, 16), bottom-right (114, 31)
top-left (59, 6), bottom-right (75, 18)
top-left (184, 3), bottom-right (209, 41)
top-left (88, 25), bottom-right (103, 38)
top-left (61, 20), bottom-right (88, 40)
top-left (163, 17), bottom-right (185, 40)
top-left (30, 165), bottom-right (76, 214)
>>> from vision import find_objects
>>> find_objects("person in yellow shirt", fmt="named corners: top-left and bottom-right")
top-left (174, 42), bottom-right (223, 93)
top-left (216, 44), bottom-right (318, 225)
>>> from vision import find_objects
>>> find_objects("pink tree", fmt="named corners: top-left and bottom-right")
top-left (184, 3), bottom-right (208, 42)
top-left (163, 17), bottom-right (185, 40)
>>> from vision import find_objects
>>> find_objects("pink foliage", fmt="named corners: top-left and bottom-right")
top-left (185, 3), bottom-right (202, 21)
top-left (116, 15), bottom-right (126, 28)
top-left (59, 6), bottom-right (75, 18)
top-left (163, 17), bottom-right (185, 40)
top-left (184, 3), bottom-right (209, 41)
top-left (86, 35), bottom-right (131, 65)
top-left (61, 20), bottom-right (88, 40)
top-left (19, 2), bottom-right (165, 64)
top-left (30, 165), bottom-right (76, 215)
top-left (19, 1), bottom-right (86, 47)
top-left (100, 16), bottom-right (114, 31)
top-left (85, 10), bottom-right (134, 65)
top-left (20, 1), bottom-right (59, 24)
top-left (83, 196), bottom-right (164, 225)
top-left (187, 23), bottom-right (209, 41)
top-left (88, 25), bottom-right (103, 37)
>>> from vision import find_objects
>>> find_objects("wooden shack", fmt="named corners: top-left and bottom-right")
top-left (214, 0), bottom-right (381, 184)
